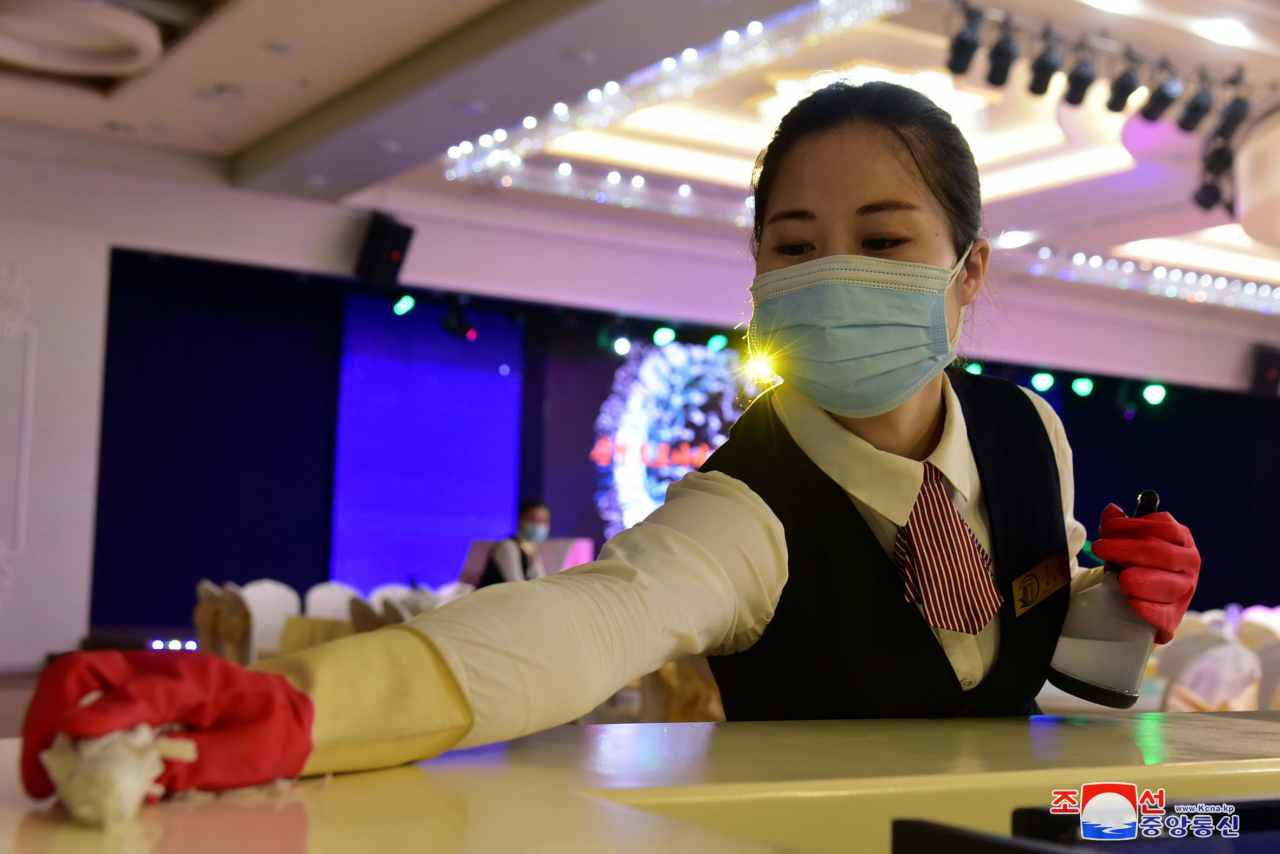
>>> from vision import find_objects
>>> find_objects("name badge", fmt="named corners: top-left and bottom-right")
top-left (1012, 547), bottom-right (1070, 617)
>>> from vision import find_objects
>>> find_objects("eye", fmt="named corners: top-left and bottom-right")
top-left (863, 237), bottom-right (907, 252)
top-left (776, 243), bottom-right (814, 257)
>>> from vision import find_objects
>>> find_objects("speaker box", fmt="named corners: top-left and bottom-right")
top-left (1251, 345), bottom-right (1280, 398)
top-left (355, 212), bottom-right (414, 287)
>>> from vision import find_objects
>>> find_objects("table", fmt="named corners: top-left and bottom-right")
top-left (6, 712), bottom-right (1280, 853)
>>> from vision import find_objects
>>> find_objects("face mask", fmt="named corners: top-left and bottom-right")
top-left (520, 524), bottom-right (550, 544)
top-left (748, 245), bottom-right (973, 419)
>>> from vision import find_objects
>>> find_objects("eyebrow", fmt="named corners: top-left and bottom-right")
top-left (765, 199), bottom-right (920, 225)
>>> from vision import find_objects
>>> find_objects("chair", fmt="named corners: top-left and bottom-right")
top-left (1156, 632), bottom-right (1229, 686)
top-left (238, 579), bottom-right (301, 660)
top-left (370, 583), bottom-right (432, 621)
top-left (457, 541), bottom-right (496, 588)
top-left (349, 596), bottom-right (385, 633)
top-left (304, 581), bottom-right (362, 620)
top-left (192, 579), bottom-right (224, 657)
top-left (1238, 620), bottom-right (1280, 651)
top-left (433, 581), bottom-right (475, 605)
top-left (1164, 644), bottom-right (1261, 712)
top-left (1255, 642), bottom-right (1280, 711)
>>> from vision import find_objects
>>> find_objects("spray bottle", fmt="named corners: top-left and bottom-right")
top-left (1046, 490), bottom-right (1161, 709)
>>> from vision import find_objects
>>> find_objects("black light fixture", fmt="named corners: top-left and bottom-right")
top-left (1177, 68), bottom-right (1214, 132)
top-left (947, 3), bottom-right (986, 76)
top-left (1203, 144), bottom-right (1233, 177)
top-left (1063, 40), bottom-right (1097, 106)
top-left (1106, 48), bottom-right (1142, 112)
top-left (1193, 179), bottom-right (1222, 211)
top-left (1028, 26), bottom-right (1061, 96)
top-left (1140, 59), bottom-right (1183, 121)
top-left (986, 15), bottom-right (1018, 87)
top-left (1213, 95), bottom-right (1251, 144)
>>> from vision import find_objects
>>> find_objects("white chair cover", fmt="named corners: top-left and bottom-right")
top-left (304, 581), bottom-right (362, 620)
top-left (433, 581), bottom-right (475, 605)
top-left (240, 579), bottom-right (301, 660)
top-left (1165, 644), bottom-right (1261, 712)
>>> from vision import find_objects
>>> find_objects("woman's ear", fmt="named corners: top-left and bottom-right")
top-left (960, 238), bottom-right (990, 307)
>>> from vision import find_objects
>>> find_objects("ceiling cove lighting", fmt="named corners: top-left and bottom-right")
top-left (980, 146), bottom-right (1135, 201)
top-left (441, 0), bottom-right (906, 208)
top-left (1191, 18), bottom-right (1252, 48)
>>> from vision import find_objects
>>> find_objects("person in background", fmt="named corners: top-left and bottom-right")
top-left (479, 499), bottom-right (551, 587)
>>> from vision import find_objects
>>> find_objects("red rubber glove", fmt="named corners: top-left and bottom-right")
top-left (22, 651), bottom-right (313, 800)
top-left (1089, 504), bottom-right (1201, 644)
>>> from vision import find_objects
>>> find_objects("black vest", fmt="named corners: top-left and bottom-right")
top-left (701, 371), bottom-right (1068, 720)
top-left (479, 537), bottom-right (529, 588)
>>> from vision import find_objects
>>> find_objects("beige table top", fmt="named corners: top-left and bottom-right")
top-left (5, 712), bottom-right (1280, 853)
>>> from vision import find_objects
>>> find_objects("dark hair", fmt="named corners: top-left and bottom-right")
top-left (518, 497), bottom-right (548, 517)
top-left (751, 81), bottom-right (983, 260)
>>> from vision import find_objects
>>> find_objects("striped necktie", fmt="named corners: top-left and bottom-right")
top-left (892, 462), bottom-right (1002, 635)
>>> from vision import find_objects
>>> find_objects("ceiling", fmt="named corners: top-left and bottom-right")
top-left (6, 0), bottom-right (1280, 309)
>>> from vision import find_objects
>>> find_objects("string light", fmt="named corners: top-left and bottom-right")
top-left (441, 0), bottom-right (905, 221)
top-left (1031, 372), bottom-right (1055, 392)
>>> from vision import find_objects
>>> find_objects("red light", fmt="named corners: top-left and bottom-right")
top-left (1267, 367), bottom-right (1278, 381)
top-left (465, 328), bottom-right (477, 342)
top-left (390, 249), bottom-right (402, 262)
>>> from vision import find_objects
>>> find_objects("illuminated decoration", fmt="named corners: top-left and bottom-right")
top-left (1030, 372), bottom-right (1055, 392)
top-left (392, 295), bottom-right (415, 316)
top-left (150, 639), bottom-right (163, 650)
top-left (592, 342), bottom-right (758, 536)
top-left (613, 336), bottom-right (632, 356)
top-left (441, 0), bottom-right (907, 224)
top-left (1071, 377), bottom-right (1095, 397)
top-left (1142, 384), bottom-right (1167, 405)
top-left (1023, 242), bottom-right (1280, 317)
top-left (965, 362), bottom-right (983, 375)
top-left (706, 334), bottom-right (729, 352)
top-left (653, 326), bottom-right (676, 346)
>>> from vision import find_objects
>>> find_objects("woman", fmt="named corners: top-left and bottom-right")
top-left (22, 83), bottom-right (1201, 801)
top-left (478, 498), bottom-right (551, 587)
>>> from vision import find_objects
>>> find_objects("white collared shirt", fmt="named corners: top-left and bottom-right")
top-left (414, 376), bottom-right (1089, 748)
top-left (771, 379), bottom-right (1087, 689)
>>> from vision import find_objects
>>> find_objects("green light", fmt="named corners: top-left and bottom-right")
top-left (1030, 372), bottom-right (1055, 392)
top-left (964, 362), bottom-right (983, 375)
top-left (653, 327), bottom-right (676, 346)
top-left (392, 295), bottom-right (415, 315)
top-left (706, 334), bottom-right (728, 352)
top-left (1142, 384), bottom-right (1167, 405)
top-left (1071, 377), bottom-right (1094, 397)
top-left (613, 337), bottom-right (632, 356)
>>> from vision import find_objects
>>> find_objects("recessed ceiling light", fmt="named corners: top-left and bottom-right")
top-left (993, 230), bottom-right (1035, 250)
top-left (195, 82), bottom-right (244, 101)
top-left (1191, 18), bottom-right (1252, 47)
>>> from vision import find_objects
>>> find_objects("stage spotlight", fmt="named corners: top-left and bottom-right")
top-left (1029, 26), bottom-right (1061, 96)
top-left (1063, 44), bottom-right (1097, 106)
top-left (1106, 51), bottom-right (1142, 113)
top-left (613, 337), bottom-right (632, 356)
top-left (1140, 61), bottom-right (1183, 121)
top-left (1031, 372), bottom-right (1055, 392)
top-left (1213, 95), bottom-right (1250, 144)
top-left (1204, 144), bottom-right (1233, 178)
top-left (653, 327), bottom-right (676, 346)
top-left (1193, 180), bottom-right (1222, 210)
top-left (986, 16), bottom-right (1019, 87)
top-left (1177, 69), bottom-right (1214, 132)
top-left (947, 4), bottom-right (985, 76)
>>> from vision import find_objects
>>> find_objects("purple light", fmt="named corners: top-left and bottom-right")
top-left (1124, 408), bottom-right (1136, 421)
top-left (1057, 269), bottom-right (1076, 282)
top-left (1030, 263), bottom-right (1045, 276)
top-left (595, 191), bottom-right (607, 203)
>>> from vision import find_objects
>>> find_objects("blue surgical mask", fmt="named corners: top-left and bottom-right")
top-left (748, 246), bottom-right (972, 418)
top-left (520, 524), bottom-right (549, 544)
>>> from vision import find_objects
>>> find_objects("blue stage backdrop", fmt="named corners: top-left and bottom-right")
top-left (330, 294), bottom-right (523, 591)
